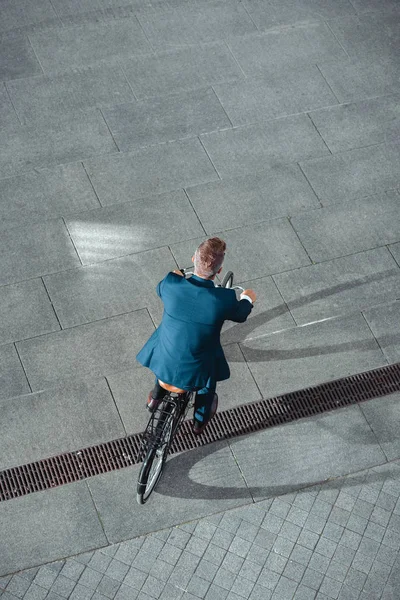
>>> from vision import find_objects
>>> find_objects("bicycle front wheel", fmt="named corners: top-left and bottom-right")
top-left (137, 402), bottom-right (175, 504)
top-left (221, 271), bottom-right (234, 289)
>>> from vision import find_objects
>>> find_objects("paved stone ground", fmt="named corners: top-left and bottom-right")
top-left (2, 461), bottom-right (400, 600)
top-left (1, 0), bottom-right (400, 591)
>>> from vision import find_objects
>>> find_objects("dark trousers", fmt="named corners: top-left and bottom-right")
top-left (152, 379), bottom-right (216, 423)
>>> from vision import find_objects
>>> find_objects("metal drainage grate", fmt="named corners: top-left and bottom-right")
top-left (1, 362), bottom-right (400, 502)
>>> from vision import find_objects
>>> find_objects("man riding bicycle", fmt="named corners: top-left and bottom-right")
top-left (136, 237), bottom-right (256, 435)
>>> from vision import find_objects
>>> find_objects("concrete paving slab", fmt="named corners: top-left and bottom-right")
top-left (217, 343), bottom-right (262, 409)
top-left (227, 24), bottom-right (347, 78)
top-left (240, 312), bottom-right (386, 398)
top-left (0, 482), bottom-right (107, 577)
top-left (87, 442), bottom-right (252, 543)
top-left (200, 114), bottom-right (330, 179)
top-left (0, 379), bottom-right (125, 470)
top-left (350, 0), bottom-right (400, 12)
top-left (0, 84), bottom-right (19, 129)
top-left (0, 344), bottom-right (30, 401)
top-left (106, 366), bottom-right (156, 435)
top-left (0, 163), bottom-right (99, 232)
top-left (137, 3), bottom-right (256, 51)
top-left (229, 405), bottom-right (387, 501)
top-left (6, 64), bottom-right (135, 125)
top-left (317, 56), bottom-right (400, 103)
top-left (327, 13), bottom-right (400, 60)
top-left (213, 64), bottom-right (338, 127)
top-left (102, 88), bottom-right (231, 152)
top-left (299, 143), bottom-right (400, 205)
top-left (186, 164), bottom-right (319, 234)
top-left (0, 0), bottom-right (57, 34)
top-left (0, 112), bottom-right (117, 179)
top-left (83, 137), bottom-right (218, 206)
top-left (28, 20), bottom-right (153, 71)
top-left (170, 219), bottom-right (311, 283)
top-left (43, 247), bottom-right (176, 328)
top-left (363, 300), bottom-right (400, 364)
top-left (290, 191), bottom-right (400, 262)
top-left (308, 94), bottom-right (400, 153)
top-left (0, 278), bottom-right (60, 345)
top-left (273, 247), bottom-right (400, 326)
top-left (220, 277), bottom-right (296, 345)
top-left (0, 219), bottom-right (80, 287)
top-left (360, 393), bottom-right (400, 462)
top-left (65, 190), bottom-right (204, 265)
top-left (0, 34), bottom-right (43, 81)
top-left (241, 0), bottom-right (355, 30)
top-left (16, 309), bottom-right (154, 391)
top-left (121, 43), bottom-right (243, 100)
top-left (50, 0), bottom-right (155, 17)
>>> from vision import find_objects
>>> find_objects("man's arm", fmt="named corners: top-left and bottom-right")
top-left (228, 289), bottom-right (256, 323)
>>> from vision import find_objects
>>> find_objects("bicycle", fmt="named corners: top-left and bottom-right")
top-left (136, 268), bottom-right (244, 505)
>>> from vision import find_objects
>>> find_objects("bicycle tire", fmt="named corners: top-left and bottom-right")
top-left (137, 401), bottom-right (176, 504)
top-left (221, 271), bottom-right (234, 289)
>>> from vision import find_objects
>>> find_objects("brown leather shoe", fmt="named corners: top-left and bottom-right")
top-left (193, 394), bottom-right (218, 435)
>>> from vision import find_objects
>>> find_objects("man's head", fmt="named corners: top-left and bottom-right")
top-left (192, 237), bottom-right (226, 279)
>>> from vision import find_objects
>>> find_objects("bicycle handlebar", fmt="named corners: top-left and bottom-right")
top-left (179, 268), bottom-right (244, 292)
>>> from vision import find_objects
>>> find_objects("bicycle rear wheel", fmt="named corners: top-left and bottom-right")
top-left (137, 400), bottom-right (176, 504)
top-left (221, 271), bottom-right (234, 289)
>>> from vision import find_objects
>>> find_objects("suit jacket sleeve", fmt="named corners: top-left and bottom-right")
top-left (227, 296), bottom-right (253, 323)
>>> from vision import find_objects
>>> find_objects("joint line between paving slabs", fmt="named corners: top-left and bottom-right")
top-left (105, 376), bottom-right (128, 437)
top-left (62, 217), bottom-right (84, 266)
top-left (324, 19), bottom-right (352, 60)
top-left (134, 14), bottom-right (157, 53)
top-left (270, 272), bottom-right (300, 327)
top-left (26, 35), bottom-right (46, 75)
top-left (315, 63), bottom-right (341, 105)
top-left (224, 41), bottom-right (247, 79)
top-left (237, 342), bottom-right (263, 401)
top-left (86, 480), bottom-right (110, 545)
top-left (297, 162), bottom-right (324, 208)
top-left (183, 189), bottom-right (207, 235)
top-left (287, 216), bottom-right (315, 265)
top-left (41, 277), bottom-right (63, 331)
top-left (306, 112), bottom-right (333, 155)
top-left (387, 244), bottom-right (400, 270)
top-left (357, 398), bottom-right (391, 463)
top-left (81, 162), bottom-right (103, 208)
top-left (227, 439), bottom-right (255, 503)
top-left (145, 306), bottom-right (158, 330)
top-left (99, 108), bottom-right (121, 153)
top-left (13, 343), bottom-right (33, 393)
top-left (4, 83), bottom-right (23, 126)
top-left (238, 1), bottom-right (260, 31)
top-left (197, 135), bottom-right (223, 181)
top-left (211, 86), bottom-right (234, 129)
top-left (360, 310), bottom-right (388, 364)
top-left (119, 63), bottom-right (139, 101)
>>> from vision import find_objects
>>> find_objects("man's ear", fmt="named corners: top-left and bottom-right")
top-left (191, 255), bottom-right (195, 263)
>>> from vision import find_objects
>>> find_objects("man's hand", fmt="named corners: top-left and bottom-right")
top-left (172, 269), bottom-right (184, 276)
top-left (241, 288), bottom-right (257, 303)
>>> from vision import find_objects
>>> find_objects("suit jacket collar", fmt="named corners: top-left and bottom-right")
top-left (189, 274), bottom-right (215, 288)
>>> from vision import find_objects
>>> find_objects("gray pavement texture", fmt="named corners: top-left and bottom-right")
top-left (1, 0), bottom-right (400, 595)
top-left (2, 457), bottom-right (400, 599)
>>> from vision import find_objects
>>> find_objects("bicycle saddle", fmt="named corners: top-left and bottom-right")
top-left (158, 380), bottom-right (186, 394)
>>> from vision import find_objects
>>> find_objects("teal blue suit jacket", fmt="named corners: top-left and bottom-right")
top-left (136, 272), bottom-right (253, 390)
